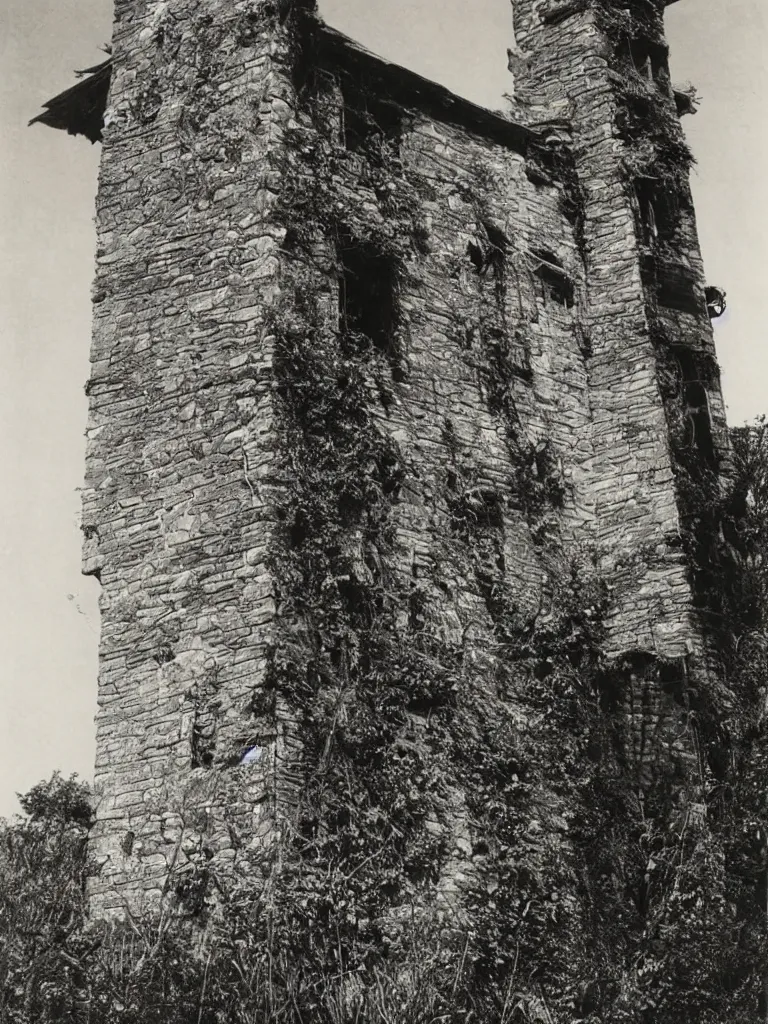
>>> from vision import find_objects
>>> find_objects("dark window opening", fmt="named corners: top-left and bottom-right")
top-left (191, 677), bottom-right (221, 769)
top-left (684, 382), bottom-right (715, 463)
top-left (531, 248), bottom-right (574, 309)
top-left (657, 261), bottom-right (703, 316)
top-left (191, 731), bottom-right (215, 768)
top-left (280, 227), bottom-right (300, 253)
top-left (340, 81), bottom-right (403, 160)
top-left (338, 235), bottom-right (399, 361)
top-left (634, 177), bottom-right (678, 244)
top-left (620, 36), bottom-right (670, 91)
top-left (290, 29), bottom-right (318, 97)
top-left (672, 348), bottom-right (717, 465)
top-left (467, 220), bottom-right (509, 278)
top-left (658, 658), bottom-right (688, 707)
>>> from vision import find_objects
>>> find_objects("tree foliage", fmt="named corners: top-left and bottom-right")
top-left (0, 773), bottom-right (91, 1021)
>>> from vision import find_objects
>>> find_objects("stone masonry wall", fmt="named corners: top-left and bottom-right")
top-left (83, 0), bottom-right (297, 917)
top-left (338, 101), bottom-right (592, 903)
top-left (254, 52), bottom-right (595, 907)
top-left (83, 0), bottom-right (729, 915)
top-left (511, 0), bottom-right (731, 781)
top-left (349, 113), bottom-right (589, 651)
top-left (512, 0), bottom-right (699, 661)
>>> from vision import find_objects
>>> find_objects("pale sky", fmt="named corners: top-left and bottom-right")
top-left (0, 0), bottom-right (765, 818)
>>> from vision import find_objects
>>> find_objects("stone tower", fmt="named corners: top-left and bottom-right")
top-left (34, 0), bottom-right (730, 925)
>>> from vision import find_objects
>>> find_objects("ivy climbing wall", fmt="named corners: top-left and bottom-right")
top-left (268, 53), bottom-right (595, 906)
top-left (509, 0), bottom-right (731, 786)
top-left (513, 0), bottom-right (698, 659)
top-left (82, 0), bottom-right (730, 941)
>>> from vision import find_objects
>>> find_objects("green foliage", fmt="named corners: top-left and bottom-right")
top-left (2, 394), bottom-right (767, 1019)
top-left (257, 72), bottom-right (628, 1017)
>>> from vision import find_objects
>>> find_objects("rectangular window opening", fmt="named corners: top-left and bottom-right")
top-left (338, 234), bottom-right (399, 361)
top-left (672, 347), bottom-right (717, 465)
top-left (191, 704), bottom-right (218, 769)
top-left (622, 37), bottom-right (670, 92)
top-left (531, 248), bottom-right (575, 309)
top-left (634, 177), bottom-right (678, 243)
top-left (339, 80), bottom-right (403, 159)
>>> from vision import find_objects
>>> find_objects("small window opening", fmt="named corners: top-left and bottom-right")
top-left (280, 227), bottom-right (300, 253)
top-left (290, 34), bottom-right (317, 97)
top-left (467, 221), bottom-right (509, 278)
top-left (338, 235), bottom-right (398, 360)
top-left (673, 348), bottom-right (717, 465)
top-left (658, 658), bottom-right (687, 707)
top-left (531, 248), bottom-right (574, 309)
top-left (634, 178), bottom-right (678, 243)
top-left (191, 675), bottom-right (220, 769)
top-left (192, 718), bottom-right (217, 768)
top-left (630, 42), bottom-right (654, 83)
top-left (623, 37), bottom-right (670, 91)
top-left (340, 81), bottom-right (402, 160)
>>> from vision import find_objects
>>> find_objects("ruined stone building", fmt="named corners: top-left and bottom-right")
top-left (33, 0), bottom-right (732, 940)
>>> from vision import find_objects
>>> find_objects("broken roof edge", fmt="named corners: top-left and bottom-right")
top-left (28, 20), bottom-right (547, 157)
top-left (313, 22), bottom-right (537, 156)
top-left (28, 58), bottom-right (112, 144)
